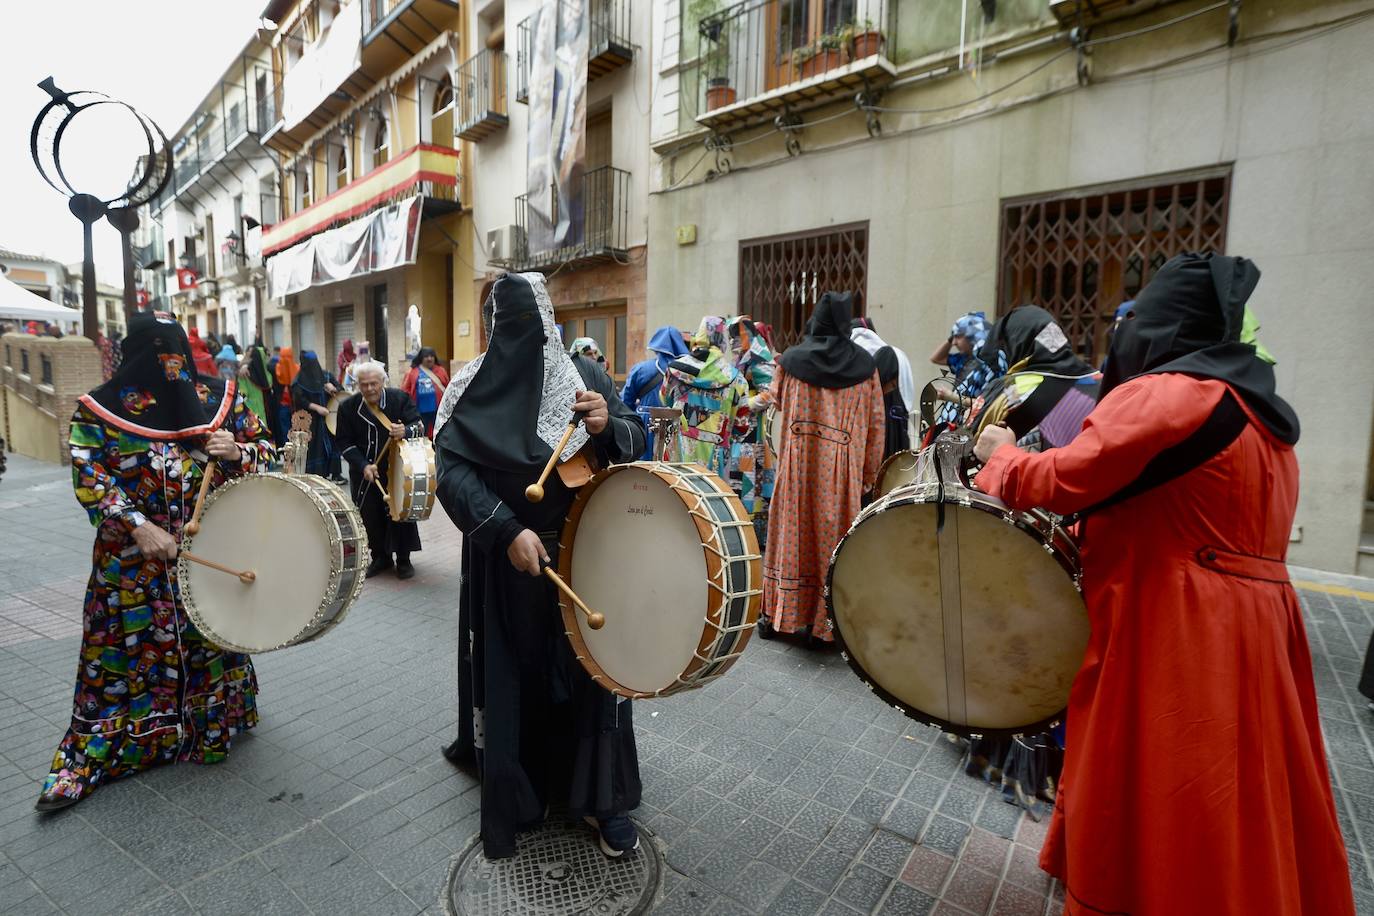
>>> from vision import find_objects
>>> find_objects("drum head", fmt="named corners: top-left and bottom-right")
top-left (566, 466), bottom-right (711, 695)
top-left (324, 396), bottom-right (341, 435)
top-left (183, 476), bottom-right (333, 652)
top-left (829, 499), bottom-right (1088, 736)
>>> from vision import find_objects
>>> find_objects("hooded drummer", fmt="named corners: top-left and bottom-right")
top-left (433, 272), bottom-right (647, 860)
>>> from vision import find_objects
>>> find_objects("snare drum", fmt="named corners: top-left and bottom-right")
top-left (558, 462), bottom-right (762, 698)
top-left (874, 450), bottom-right (920, 497)
top-left (177, 473), bottom-right (369, 653)
top-left (388, 437), bottom-right (436, 522)
top-left (827, 435), bottom-right (1088, 738)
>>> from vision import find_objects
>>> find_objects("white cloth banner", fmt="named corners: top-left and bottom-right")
top-left (266, 195), bottom-right (423, 299)
top-left (281, 0), bottom-right (364, 132)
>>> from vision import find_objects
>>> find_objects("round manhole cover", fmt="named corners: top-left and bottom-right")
top-left (446, 817), bottom-right (661, 915)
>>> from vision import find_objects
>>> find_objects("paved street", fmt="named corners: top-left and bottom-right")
top-left (1, 452), bottom-right (1373, 915)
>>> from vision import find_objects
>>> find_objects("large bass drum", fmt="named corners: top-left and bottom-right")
top-left (558, 463), bottom-right (761, 698)
top-left (827, 435), bottom-right (1088, 738)
top-left (178, 473), bottom-right (369, 653)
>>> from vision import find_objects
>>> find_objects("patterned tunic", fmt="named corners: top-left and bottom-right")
top-left (40, 385), bottom-right (276, 804)
top-left (763, 366), bottom-right (885, 640)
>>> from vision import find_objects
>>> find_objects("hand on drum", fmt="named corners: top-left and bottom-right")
top-left (205, 429), bottom-right (242, 462)
top-left (571, 390), bottom-right (608, 435)
top-left (389, 422), bottom-right (405, 440)
top-left (132, 521), bottom-right (178, 562)
top-left (507, 529), bottom-right (549, 577)
top-left (363, 463), bottom-right (380, 483)
top-left (973, 424), bottom-right (1016, 465)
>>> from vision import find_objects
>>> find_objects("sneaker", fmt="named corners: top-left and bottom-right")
top-left (365, 558), bottom-right (394, 579)
top-left (583, 814), bottom-right (639, 858)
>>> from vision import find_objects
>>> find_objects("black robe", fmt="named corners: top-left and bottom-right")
top-left (335, 387), bottom-right (424, 559)
top-left (292, 371), bottom-right (339, 476)
top-left (436, 358), bottom-right (647, 859)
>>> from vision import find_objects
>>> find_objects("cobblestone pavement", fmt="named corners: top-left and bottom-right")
top-left (1, 453), bottom-right (1373, 915)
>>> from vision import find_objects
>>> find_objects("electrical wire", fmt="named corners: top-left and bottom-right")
top-left (861, 47), bottom-right (1074, 115)
top-left (1081, 1), bottom-right (1230, 48)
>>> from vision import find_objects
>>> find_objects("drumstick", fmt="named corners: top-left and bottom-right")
top-left (541, 562), bottom-right (605, 630)
top-left (182, 551), bottom-right (256, 585)
top-left (525, 418), bottom-right (580, 503)
top-left (185, 458), bottom-right (217, 536)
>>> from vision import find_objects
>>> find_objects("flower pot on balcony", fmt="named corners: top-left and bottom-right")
top-left (706, 78), bottom-right (737, 111)
top-left (800, 48), bottom-right (844, 79)
top-left (851, 29), bottom-right (885, 59)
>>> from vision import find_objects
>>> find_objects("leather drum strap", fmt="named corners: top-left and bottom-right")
top-left (365, 401), bottom-right (399, 466)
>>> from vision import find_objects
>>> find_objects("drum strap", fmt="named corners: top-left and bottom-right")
top-left (1068, 390), bottom-right (1249, 524)
top-left (635, 370), bottom-right (664, 404)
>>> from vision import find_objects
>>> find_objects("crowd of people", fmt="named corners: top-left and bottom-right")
top-left (28, 258), bottom-right (1359, 916)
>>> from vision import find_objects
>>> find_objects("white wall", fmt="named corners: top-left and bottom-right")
top-left (647, 7), bottom-right (1374, 572)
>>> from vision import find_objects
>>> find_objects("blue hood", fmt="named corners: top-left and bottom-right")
top-left (648, 325), bottom-right (688, 369)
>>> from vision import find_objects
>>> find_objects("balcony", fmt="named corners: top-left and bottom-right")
top-left (514, 0), bottom-right (634, 105)
top-left (456, 48), bottom-right (509, 142)
top-left (220, 246), bottom-right (251, 282)
top-left (134, 240), bottom-right (164, 271)
top-left (695, 0), bottom-right (896, 132)
top-left (511, 165), bottom-right (630, 271)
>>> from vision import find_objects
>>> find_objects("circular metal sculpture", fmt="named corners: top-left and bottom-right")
top-left (29, 78), bottom-right (172, 338)
top-left (446, 819), bottom-right (661, 915)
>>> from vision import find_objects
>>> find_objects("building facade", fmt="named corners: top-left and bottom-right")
top-left (646, 0), bottom-right (1374, 575)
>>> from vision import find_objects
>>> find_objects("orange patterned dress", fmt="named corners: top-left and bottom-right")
top-left (763, 364), bottom-right (885, 640)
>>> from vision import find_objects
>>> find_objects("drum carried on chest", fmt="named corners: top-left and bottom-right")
top-left (387, 437), bottom-right (436, 522)
top-left (558, 462), bottom-right (762, 698)
top-left (178, 473), bottom-right (369, 653)
top-left (827, 435), bottom-right (1088, 738)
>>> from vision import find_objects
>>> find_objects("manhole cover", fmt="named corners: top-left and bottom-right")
top-left (446, 817), bottom-right (661, 916)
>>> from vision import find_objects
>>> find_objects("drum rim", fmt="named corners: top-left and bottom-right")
top-left (874, 449), bottom-right (921, 499)
top-left (558, 461), bottom-right (762, 699)
top-left (177, 472), bottom-right (369, 654)
top-left (825, 487), bottom-right (1083, 740)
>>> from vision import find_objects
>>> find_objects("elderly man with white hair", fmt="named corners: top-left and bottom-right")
top-left (334, 360), bottom-right (425, 578)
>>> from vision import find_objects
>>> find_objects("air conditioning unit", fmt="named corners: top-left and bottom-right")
top-left (487, 224), bottom-right (525, 265)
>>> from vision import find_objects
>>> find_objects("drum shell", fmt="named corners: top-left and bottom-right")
top-left (389, 437), bottom-right (436, 522)
top-left (324, 394), bottom-right (342, 436)
top-left (875, 450), bottom-right (920, 498)
top-left (177, 473), bottom-right (369, 653)
top-left (558, 462), bottom-right (762, 699)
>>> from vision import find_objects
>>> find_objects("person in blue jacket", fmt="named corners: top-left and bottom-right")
top-left (620, 326), bottom-right (688, 459)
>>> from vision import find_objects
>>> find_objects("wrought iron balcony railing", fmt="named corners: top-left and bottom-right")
top-left (511, 165), bottom-right (630, 270)
top-left (457, 48), bottom-right (510, 142)
top-left (515, 0), bottom-right (634, 105)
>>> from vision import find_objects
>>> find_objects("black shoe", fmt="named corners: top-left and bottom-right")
top-left (366, 558), bottom-right (394, 579)
top-left (583, 814), bottom-right (640, 857)
top-left (34, 794), bottom-right (81, 814)
top-left (396, 557), bottom-right (415, 580)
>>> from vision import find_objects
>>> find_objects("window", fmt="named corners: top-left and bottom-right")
top-left (334, 143), bottom-right (349, 190)
top-left (264, 316), bottom-right (284, 350)
top-left (21, 350), bottom-right (29, 375)
top-left (371, 113), bottom-right (390, 170)
top-left (557, 304), bottom-right (628, 384)
top-left (370, 283), bottom-right (389, 369)
top-left (739, 222), bottom-right (869, 351)
top-left (998, 169), bottom-right (1231, 364)
top-left (297, 162), bottom-right (313, 210)
top-left (296, 312), bottom-right (318, 352)
top-left (430, 74), bottom-right (455, 147)
top-left (40, 354), bottom-right (52, 386)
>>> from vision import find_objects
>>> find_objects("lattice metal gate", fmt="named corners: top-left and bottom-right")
top-left (739, 222), bottom-right (869, 352)
top-left (997, 170), bottom-right (1231, 364)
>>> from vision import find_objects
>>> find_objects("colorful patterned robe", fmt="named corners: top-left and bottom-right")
top-left (39, 384), bottom-right (276, 805)
top-left (659, 349), bottom-right (750, 483)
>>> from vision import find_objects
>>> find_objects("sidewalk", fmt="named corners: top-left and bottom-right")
top-left (1, 452), bottom-right (1372, 915)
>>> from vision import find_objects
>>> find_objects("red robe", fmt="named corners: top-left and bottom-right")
top-left (978, 373), bottom-right (1353, 916)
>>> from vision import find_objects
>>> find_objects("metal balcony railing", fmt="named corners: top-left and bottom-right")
top-left (516, 15), bottom-right (531, 104)
top-left (134, 240), bottom-right (163, 270)
top-left (259, 193), bottom-right (282, 228)
top-left (194, 254), bottom-right (208, 283)
top-left (220, 248), bottom-right (248, 277)
top-left (515, 0), bottom-right (633, 104)
top-left (162, 61), bottom-right (277, 201)
top-left (513, 165), bottom-right (630, 269)
top-left (698, 0), bottom-right (891, 115)
top-left (457, 48), bottom-right (509, 141)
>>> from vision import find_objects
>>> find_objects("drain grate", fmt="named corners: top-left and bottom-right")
top-left (447, 817), bottom-right (661, 916)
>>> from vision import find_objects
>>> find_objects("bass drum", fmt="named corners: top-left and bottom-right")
top-left (324, 394), bottom-right (343, 436)
top-left (178, 473), bottom-right (369, 653)
top-left (559, 462), bottom-right (761, 698)
top-left (827, 436), bottom-right (1088, 738)
top-left (875, 450), bottom-right (919, 497)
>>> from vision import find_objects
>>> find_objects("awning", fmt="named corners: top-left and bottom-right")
top-left (266, 194), bottom-right (423, 299)
top-left (261, 143), bottom-right (459, 256)
top-left (0, 274), bottom-right (82, 327)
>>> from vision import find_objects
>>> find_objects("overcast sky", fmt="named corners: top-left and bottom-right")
top-left (0, 1), bottom-right (266, 280)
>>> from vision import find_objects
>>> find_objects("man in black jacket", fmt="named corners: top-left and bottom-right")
top-left (335, 361), bottom-right (425, 579)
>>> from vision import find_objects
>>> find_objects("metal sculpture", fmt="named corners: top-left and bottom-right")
top-left (30, 78), bottom-right (172, 338)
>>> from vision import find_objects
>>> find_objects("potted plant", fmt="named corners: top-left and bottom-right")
top-left (691, 0), bottom-right (736, 111)
top-left (850, 18), bottom-right (886, 59)
top-left (792, 43), bottom-right (818, 79)
top-left (809, 27), bottom-right (846, 76)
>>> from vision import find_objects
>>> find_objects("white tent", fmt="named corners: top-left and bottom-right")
top-left (0, 272), bottom-right (82, 331)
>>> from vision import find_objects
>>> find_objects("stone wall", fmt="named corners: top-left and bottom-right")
top-left (1, 334), bottom-right (104, 466)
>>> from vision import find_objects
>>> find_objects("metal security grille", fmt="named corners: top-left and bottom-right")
top-left (739, 222), bottom-right (868, 351)
top-left (998, 170), bottom-right (1231, 364)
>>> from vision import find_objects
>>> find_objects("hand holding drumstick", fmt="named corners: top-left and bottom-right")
top-left (525, 392), bottom-right (609, 503)
top-left (973, 424), bottom-right (1016, 465)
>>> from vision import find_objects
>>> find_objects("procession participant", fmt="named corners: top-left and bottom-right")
top-left (931, 312), bottom-right (997, 428)
top-left (291, 351), bottom-right (341, 478)
top-left (849, 317), bottom-right (914, 456)
top-left (36, 312), bottom-right (276, 812)
top-left (334, 361), bottom-right (424, 578)
top-left (401, 347), bottom-right (450, 436)
top-left (659, 316), bottom-right (750, 480)
top-left (187, 327), bottom-right (218, 377)
top-left (340, 340), bottom-right (369, 392)
top-left (214, 344), bottom-right (239, 381)
top-left (272, 346), bottom-right (299, 447)
top-left (568, 336), bottom-right (607, 369)
top-left (763, 293), bottom-right (885, 643)
top-left (620, 326), bottom-right (688, 460)
top-left (973, 253), bottom-right (1353, 916)
top-left (336, 338), bottom-right (355, 385)
top-left (726, 316), bottom-right (777, 530)
top-left (238, 341), bottom-right (273, 430)
top-left (434, 272), bottom-right (646, 860)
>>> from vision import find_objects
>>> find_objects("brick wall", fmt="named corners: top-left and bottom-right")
top-left (1, 333), bottom-right (104, 465)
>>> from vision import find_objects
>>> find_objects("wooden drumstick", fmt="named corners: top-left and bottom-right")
top-left (185, 459), bottom-right (217, 536)
top-left (525, 419), bottom-right (580, 503)
top-left (541, 563), bottom-right (605, 630)
top-left (182, 551), bottom-right (256, 585)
